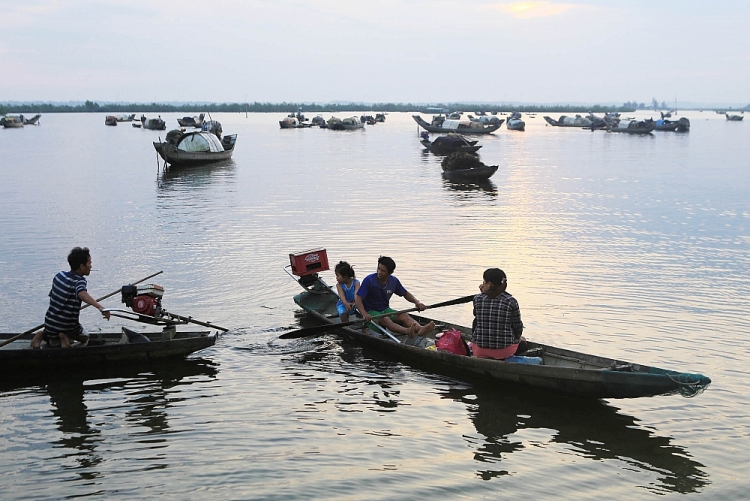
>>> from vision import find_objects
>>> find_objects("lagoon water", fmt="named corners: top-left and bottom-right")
top-left (0, 111), bottom-right (748, 499)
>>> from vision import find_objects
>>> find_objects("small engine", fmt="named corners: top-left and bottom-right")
top-left (121, 284), bottom-right (165, 317)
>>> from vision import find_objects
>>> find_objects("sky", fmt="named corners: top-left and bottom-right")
top-left (2, 0), bottom-right (749, 106)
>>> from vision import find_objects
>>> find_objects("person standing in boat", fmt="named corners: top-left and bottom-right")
top-left (334, 261), bottom-right (360, 323)
top-left (355, 256), bottom-right (435, 337)
top-left (30, 247), bottom-right (110, 349)
top-left (470, 268), bottom-right (525, 359)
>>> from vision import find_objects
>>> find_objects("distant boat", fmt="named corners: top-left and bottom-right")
top-left (375, 113), bottom-right (386, 122)
top-left (105, 115), bottom-right (118, 126)
top-left (279, 116), bottom-right (311, 129)
top-left (1, 115), bottom-right (24, 128)
top-left (140, 115), bottom-right (166, 130)
top-left (441, 152), bottom-right (498, 182)
top-left (543, 114), bottom-right (595, 128)
top-left (311, 115), bottom-right (328, 128)
top-left (726, 113), bottom-right (744, 121)
top-left (606, 118), bottom-right (655, 134)
top-left (177, 113), bottom-right (205, 128)
top-left (153, 129), bottom-right (237, 166)
top-left (115, 114), bottom-right (136, 122)
top-left (328, 116), bottom-right (364, 131)
top-left (413, 115), bottom-right (502, 134)
top-left (420, 132), bottom-right (482, 155)
top-left (23, 114), bottom-right (41, 125)
top-left (506, 112), bottom-right (525, 131)
top-left (655, 117), bottom-right (690, 132)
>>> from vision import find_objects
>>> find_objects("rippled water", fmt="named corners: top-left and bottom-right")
top-left (0, 111), bottom-right (748, 499)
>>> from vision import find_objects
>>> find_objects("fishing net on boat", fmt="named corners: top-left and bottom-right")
top-left (649, 368), bottom-right (712, 397)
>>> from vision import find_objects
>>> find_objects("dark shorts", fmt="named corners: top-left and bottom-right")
top-left (43, 325), bottom-right (88, 344)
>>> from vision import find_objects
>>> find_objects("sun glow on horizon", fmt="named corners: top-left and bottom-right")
top-left (496, 1), bottom-right (578, 19)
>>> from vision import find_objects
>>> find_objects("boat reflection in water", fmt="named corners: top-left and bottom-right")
top-left (157, 159), bottom-right (237, 192)
top-left (17, 358), bottom-right (218, 477)
top-left (442, 178), bottom-right (498, 199)
top-left (447, 385), bottom-right (708, 494)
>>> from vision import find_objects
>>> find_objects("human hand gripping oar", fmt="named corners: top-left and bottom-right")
top-left (0, 270), bottom-right (164, 349)
top-left (279, 294), bottom-right (476, 340)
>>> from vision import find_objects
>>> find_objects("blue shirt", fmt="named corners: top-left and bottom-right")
top-left (44, 271), bottom-right (87, 334)
top-left (357, 273), bottom-right (407, 312)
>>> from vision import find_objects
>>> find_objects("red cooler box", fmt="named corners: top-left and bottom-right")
top-left (289, 248), bottom-right (329, 277)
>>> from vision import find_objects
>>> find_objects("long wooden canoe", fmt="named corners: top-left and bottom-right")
top-left (0, 329), bottom-right (217, 377)
top-left (413, 115), bottom-right (501, 134)
top-left (291, 278), bottom-right (710, 399)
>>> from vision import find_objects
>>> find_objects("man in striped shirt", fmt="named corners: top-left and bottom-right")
top-left (470, 268), bottom-right (525, 360)
top-left (30, 247), bottom-right (110, 349)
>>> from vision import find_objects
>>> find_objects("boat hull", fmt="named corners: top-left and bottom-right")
top-left (421, 139), bottom-right (481, 155)
top-left (153, 136), bottom-right (236, 166)
top-left (0, 331), bottom-right (217, 377)
top-left (291, 280), bottom-right (710, 399)
top-left (442, 165), bottom-right (498, 182)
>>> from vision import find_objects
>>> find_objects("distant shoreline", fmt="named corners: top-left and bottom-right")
top-left (1, 101), bottom-right (639, 115)
top-left (2, 101), bottom-right (748, 115)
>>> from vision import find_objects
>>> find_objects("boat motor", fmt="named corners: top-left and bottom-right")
top-left (121, 284), bottom-right (164, 317)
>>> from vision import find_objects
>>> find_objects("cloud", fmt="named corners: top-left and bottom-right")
top-left (489, 1), bottom-right (578, 19)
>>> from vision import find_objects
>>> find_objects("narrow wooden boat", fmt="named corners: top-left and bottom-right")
top-left (289, 276), bottom-right (710, 399)
top-left (115, 114), bottom-right (136, 122)
top-left (726, 113), bottom-right (744, 121)
top-left (328, 116), bottom-right (364, 130)
top-left (543, 115), bottom-right (594, 128)
top-left (140, 115), bottom-right (167, 130)
top-left (153, 130), bottom-right (237, 166)
top-left (413, 115), bottom-right (501, 134)
top-left (23, 114), bottom-right (41, 125)
top-left (442, 164), bottom-right (498, 182)
top-left (0, 329), bottom-right (217, 378)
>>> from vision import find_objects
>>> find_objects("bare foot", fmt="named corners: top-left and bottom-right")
top-left (407, 323), bottom-right (419, 337)
top-left (418, 321), bottom-right (436, 336)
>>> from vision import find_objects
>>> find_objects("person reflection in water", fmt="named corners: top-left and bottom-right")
top-left (355, 256), bottom-right (434, 337)
top-left (470, 268), bottom-right (526, 359)
top-left (30, 247), bottom-right (110, 349)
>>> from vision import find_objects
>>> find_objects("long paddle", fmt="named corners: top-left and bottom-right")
top-left (279, 294), bottom-right (475, 340)
top-left (0, 270), bottom-right (164, 348)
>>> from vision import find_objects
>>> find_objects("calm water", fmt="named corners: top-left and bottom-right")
top-left (0, 111), bottom-right (748, 499)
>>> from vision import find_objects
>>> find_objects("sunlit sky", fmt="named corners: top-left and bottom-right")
top-left (2, 0), bottom-right (749, 106)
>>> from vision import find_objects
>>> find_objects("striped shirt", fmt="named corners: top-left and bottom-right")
top-left (471, 292), bottom-right (523, 349)
top-left (44, 271), bottom-right (87, 334)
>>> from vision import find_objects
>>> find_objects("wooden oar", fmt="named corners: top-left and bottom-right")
top-left (0, 270), bottom-right (164, 348)
top-left (279, 294), bottom-right (475, 340)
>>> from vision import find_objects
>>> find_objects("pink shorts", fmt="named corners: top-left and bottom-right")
top-left (469, 342), bottom-right (519, 360)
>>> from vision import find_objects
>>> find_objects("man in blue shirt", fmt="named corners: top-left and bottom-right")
top-left (355, 256), bottom-right (435, 337)
top-left (30, 247), bottom-right (110, 348)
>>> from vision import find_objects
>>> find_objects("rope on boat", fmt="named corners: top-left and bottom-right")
top-left (664, 372), bottom-right (711, 398)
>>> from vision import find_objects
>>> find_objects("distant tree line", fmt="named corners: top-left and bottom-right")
top-left (2, 100), bottom-right (748, 114)
top-left (0, 100), bottom-right (636, 114)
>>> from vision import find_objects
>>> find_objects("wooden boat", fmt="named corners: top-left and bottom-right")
top-left (23, 114), bottom-right (41, 125)
top-left (544, 115), bottom-right (593, 127)
top-left (178, 113), bottom-right (205, 128)
top-left (0, 329), bottom-right (217, 378)
top-left (289, 276), bottom-right (711, 399)
top-left (413, 115), bottom-right (502, 134)
top-left (441, 152), bottom-right (498, 181)
top-left (279, 116), bottom-right (311, 129)
top-left (421, 133), bottom-right (482, 155)
top-left (506, 112), bottom-right (525, 131)
top-left (606, 118), bottom-right (655, 134)
top-left (655, 117), bottom-right (690, 132)
top-left (328, 116), bottom-right (364, 130)
top-left (375, 113), bottom-right (386, 122)
top-left (311, 115), bottom-right (328, 128)
top-left (726, 113), bottom-right (744, 121)
top-left (115, 114), bottom-right (136, 122)
top-left (1, 115), bottom-right (24, 128)
top-left (140, 115), bottom-right (167, 130)
top-left (105, 115), bottom-right (118, 126)
top-left (153, 130), bottom-right (237, 166)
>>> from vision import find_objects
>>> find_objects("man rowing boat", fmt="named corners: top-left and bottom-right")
top-left (354, 256), bottom-right (435, 337)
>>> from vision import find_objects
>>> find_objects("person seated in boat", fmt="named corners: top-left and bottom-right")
top-left (354, 256), bottom-right (435, 337)
top-left (30, 247), bottom-right (110, 349)
top-left (334, 261), bottom-right (360, 323)
top-left (470, 268), bottom-right (526, 359)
